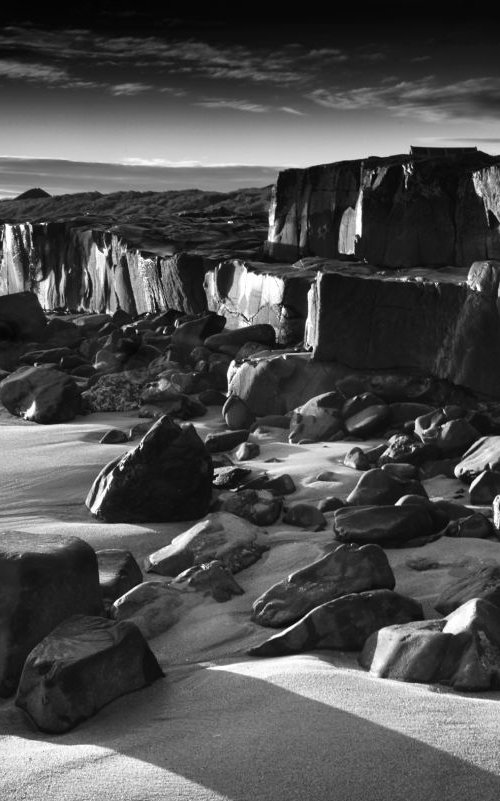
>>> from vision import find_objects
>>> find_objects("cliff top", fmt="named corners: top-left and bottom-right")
top-left (15, 187), bottom-right (52, 200)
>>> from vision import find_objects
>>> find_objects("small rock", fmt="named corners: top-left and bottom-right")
top-left (213, 466), bottom-right (252, 489)
top-left (172, 560), bottom-right (244, 602)
top-left (205, 429), bottom-right (249, 453)
top-left (216, 489), bottom-right (282, 526)
top-left (318, 496), bottom-right (346, 513)
top-left (234, 441), bottom-right (261, 461)
top-left (344, 447), bottom-right (370, 471)
top-left (282, 504), bottom-right (326, 531)
top-left (99, 428), bottom-right (129, 445)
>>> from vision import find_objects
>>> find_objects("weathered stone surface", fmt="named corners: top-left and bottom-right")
top-left (249, 589), bottom-right (423, 657)
top-left (454, 437), bottom-right (500, 481)
top-left (0, 291), bottom-right (47, 340)
top-left (82, 372), bottom-right (147, 413)
top-left (282, 504), bottom-right (326, 531)
top-left (86, 415), bottom-right (213, 523)
top-left (289, 391), bottom-right (344, 443)
top-left (333, 505), bottom-right (439, 546)
top-left (435, 566), bottom-right (500, 614)
top-left (96, 549), bottom-right (143, 602)
top-left (346, 468), bottom-right (428, 506)
top-left (0, 366), bottom-right (81, 423)
top-left (469, 470), bottom-right (500, 504)
top-left (144, 512), bottom-right (268, 576)
top-left (171, 559), bottom-right (245, 602)
top-left (204, 258), bottom-right (315, 345)
top-left (15, 615), bottom-right (164, 732)
top-left (228, 353), bottom-right (343, 416)
top-left (414, 410), bottom-right (479, 455)
top-left (160, 252), bottom-right (208, 315)
top-left (216, 489), bottom-right (282, 526)
top-left (252, 543), bottom-right (395, 628)
top-left (204, 429), bottom-right (249, 453)
top-left (266, 153), bottom-right (500, 269)
top-left (112, 581), bottom-right (188, 637)
top-left (344, 405), bottom-right (390, 437)
top-left (377, 434), bottom-right (439, 467)
top-left (361, 598), bottom-right (500, 690)
top-left (222, 394), bottom-right (255, 430)
top-left (213, 466), bottom-right (252, 490)
top-left (0, 531), bottom-right (103, 697)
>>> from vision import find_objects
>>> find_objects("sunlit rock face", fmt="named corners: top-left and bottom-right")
top-left (0, 221), bottom-right (207, 316)
top-left (267, 152), bottom-right (500, 268)
top-left (204, 258), bottom-right (316, 344)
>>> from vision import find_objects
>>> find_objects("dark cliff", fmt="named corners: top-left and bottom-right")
top-left (266, 152), bottom-right (500, 269)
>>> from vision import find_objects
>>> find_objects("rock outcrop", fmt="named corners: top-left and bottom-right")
top-left (266, 152), bottom-right (500, 268)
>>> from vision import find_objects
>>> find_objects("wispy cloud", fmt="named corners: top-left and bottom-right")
top-left (0, 58), bottom-right (100, 89)
top-left (109, 82), bottom-right (153, 95)
top-left (195, 99), bottom-right (269, 112)
top-left (307, 76), bottom-right (500, 123)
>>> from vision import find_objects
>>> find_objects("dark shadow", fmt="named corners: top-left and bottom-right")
top-left (5, 654), bottom-right (500, 800)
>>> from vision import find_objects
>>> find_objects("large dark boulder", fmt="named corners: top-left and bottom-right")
top-left (0, 366), bottom-right (81, 423)
top-left (85, 415), bottom-right (213, 523)
top-left (15, 615), bottom-right (164, 732)
top-left (249, 589), bottom-right (423, 657)
top-left (0, 531), bottom-right (103, 697)
top-left (332, 504), bottom-right (440, 546)
top-left (251, 543), bottom-right (395, 628)
top-left (0, 291), bottom-right (47, 340)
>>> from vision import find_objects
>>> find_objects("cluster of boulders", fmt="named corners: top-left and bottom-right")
top-left (4, 290), bottom-right (500, 733)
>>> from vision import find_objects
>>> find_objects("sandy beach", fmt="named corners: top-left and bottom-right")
top-left (1, 406), bottom-right (500, 800)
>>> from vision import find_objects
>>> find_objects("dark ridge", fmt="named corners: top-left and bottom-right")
top-left (15, 187), bottom-right (52, 200)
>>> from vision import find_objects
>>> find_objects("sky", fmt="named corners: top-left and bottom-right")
top-left (1, 2), bottom-right (499, 197)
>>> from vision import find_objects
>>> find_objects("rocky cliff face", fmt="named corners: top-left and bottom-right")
top-left (0, 221), bottom-right (207, 317)
top-left (267, 153), bottom-right (500, 269)
top-left (309, 261), bottom-right (500, 399)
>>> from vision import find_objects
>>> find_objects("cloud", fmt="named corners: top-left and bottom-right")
top-left (109, 82), bottom-right (153, 95)
top-left (307, 76), bottom-right (500, 122)
top-left (0, 58), bottom-right (100, 89)
top-left (194, 99), bottom-right (269, 112)
top-left (279, 106), bottom-right (305, 116)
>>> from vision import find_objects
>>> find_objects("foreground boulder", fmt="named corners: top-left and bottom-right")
top-left (332, 504), bottom-right (441, 546)
top-left (0, 291), bottom-right (47, 340)
top-left (86, 415), bottom-right (213, 523)
top-left (0, 366), bottom-right (81, 423)
top-left (144, 512), bottom-right (269, 576)
top-left (252, 543), bottom-right (395, 628)
top-left (360, 598), bottom-right (500, 690)
top-left (249, 589), bottom-right (423, 657)
top-left (15, 615), bottom-right (164, 732)
top-left (0, 531), bottom-right (103, 697)
top-left (454, 436), bottom-right (500, 481)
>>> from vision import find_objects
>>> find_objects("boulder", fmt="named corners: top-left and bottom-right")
top-left (0, 531), bottom-right (103, 697)
top-left (282, 504), bottom-right (326, 531)
top-left (235, 441), bottom-right (261, 461)
top-left (213, 466), bottom-right (252, 490)
top-left (377, 433), bottom-right (437, 467)
top-left (204, 429), bottom-right (249, 453)
top-left (144, 512), bottom-right (269, 577)
top-left (96, 549), bottom-right (143, 602)
top-left (222, 395), bottom-right (256, 430)
top-left (454, 436), bottom-right (500, 481)
top-left (344, 405), bottom-right (391, 437)
top-left (204, 324), bottom-right (276, 353)
top-left (85, 415), bottom-right (213, 523)
top-left (344, 447), bottom-right (371, 471)
top-left (444, 513), bottom-right (493, 539)
top-left (332, 504), bottom-right (440, 546)
top-left (0, 366), bottom-right (81, 423)
top-left (249, 589), bottom-right (423, 657)
top-left (469, 470), bottom-right (500, 505)
top-left (360, 598), bottom-right (500, 690)
top-left (242, 473), bottom-right (296, 496)
top-left (414, 409), bottom-right (479, 455)
top-left (346, 468), bottom-right (428, 506)
top-left (99, 429), bottom-right (129, 444)
top-left (171, 313), bottom-right (226, 354)
top-left (435, 566), bottom-right (500, 614)
top-left (342, 392), bottom-right (385, 419)
top-left (171, 560), bottom-right (245, 602)
top-left (251, 543), bottom-right (395, 628)
top-left (216, 488), bottom-right (282, 526)
top-left (112, 581), bottom-right (189, 637)
top-left (288, 391), bottom-right (344, 443)
top-left (15, 615), bottom-right (164, 732)
top-left (0, 291), bottom-right (47, 340)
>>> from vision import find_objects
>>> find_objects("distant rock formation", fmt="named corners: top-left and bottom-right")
top-left (15, 188), bottom-right (51, 200)
top-left (266, 150), bottom-right (500, 268)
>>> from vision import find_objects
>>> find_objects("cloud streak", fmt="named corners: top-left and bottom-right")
top-left (307, 76), bottom-right (500, 122)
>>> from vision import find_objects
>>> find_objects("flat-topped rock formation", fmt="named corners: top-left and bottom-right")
top-left (266, 150), bottom-right (500, 268)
